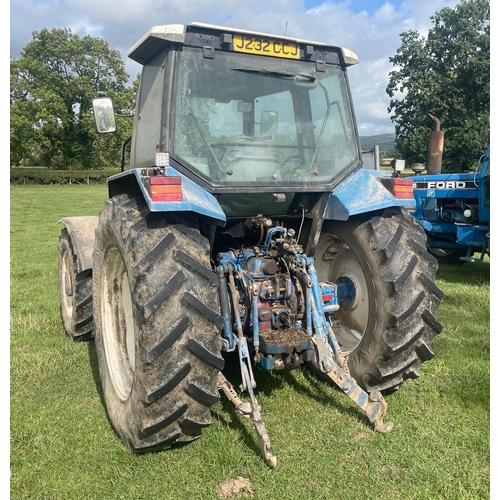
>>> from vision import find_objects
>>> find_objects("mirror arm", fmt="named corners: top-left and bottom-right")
top-left (121, 136), bottom-right (132, 172)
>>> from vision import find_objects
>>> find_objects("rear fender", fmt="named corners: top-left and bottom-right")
top-left (108, 168), bottom-right (226, 226)
top-left (324, 168), bottom-right (415, 221)
top-left (58, 216), bottom-right (99, 272)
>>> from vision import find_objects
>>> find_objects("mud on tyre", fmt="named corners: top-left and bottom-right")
top-left (92, 194), bottom-right (224, 452)
top-left (314, 207), bottom-right (444, 393)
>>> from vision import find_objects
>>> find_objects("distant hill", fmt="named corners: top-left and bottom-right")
top-left (360, 133), bottom-right (395, 152)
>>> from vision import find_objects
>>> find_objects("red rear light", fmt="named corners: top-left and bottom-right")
top-left (392, 178), bottom-right (413, 199)
top-left (149, 176), bottom-right (183, 202)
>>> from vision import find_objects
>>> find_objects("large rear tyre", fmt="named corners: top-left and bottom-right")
top-left (314, 207), bottom-right (443, 392)
top-left (58, 228), bottom-right (94, 341)
top-left (92, 194), bottom-right (224, 452)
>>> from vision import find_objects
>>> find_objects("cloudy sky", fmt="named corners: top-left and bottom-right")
top-left (10, 0), bottom-right (466, 136)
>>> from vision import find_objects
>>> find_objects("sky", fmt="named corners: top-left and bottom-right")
top-left (9, 0), bottom-right (470, 137)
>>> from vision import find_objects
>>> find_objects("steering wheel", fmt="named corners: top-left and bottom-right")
top-left (281, 155), bottom-right (303, 178)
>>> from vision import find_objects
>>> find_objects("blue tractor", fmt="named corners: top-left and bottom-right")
top-left (57, 23), bottom-right (443, 467)
top-left (409, 144), bottom-right (490, 264)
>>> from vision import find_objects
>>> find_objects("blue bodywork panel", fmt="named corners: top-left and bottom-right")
top-left (408, 145), bottom-right (490, 260)
top-left (324, 168), bottom-right (415, 221)
top-left (412, 173), bottom-right (482, 207)
top-left (109, 165), bottom-right (412, 223)
top-left (108, 167), bottom-right (226, 224)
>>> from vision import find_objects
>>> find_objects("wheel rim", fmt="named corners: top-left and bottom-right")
top-left (315, 236), bottom-right (368, 354)
top-left (60, 248), bottom-right (74, 319)
top-left (100, 246), bottom-right (135, 401)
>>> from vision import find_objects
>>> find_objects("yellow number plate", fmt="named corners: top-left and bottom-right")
top-left (233, 35), bottom-right (300, 59)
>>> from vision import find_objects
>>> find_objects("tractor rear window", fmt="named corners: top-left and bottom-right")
top-left (171, 47), bottom-right (359, 188)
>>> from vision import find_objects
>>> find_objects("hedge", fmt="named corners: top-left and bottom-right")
top-left (10, 168), bottom-right (121, 185)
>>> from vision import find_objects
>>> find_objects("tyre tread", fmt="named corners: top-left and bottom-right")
top-left (93, 194), bottom-right (221, 453)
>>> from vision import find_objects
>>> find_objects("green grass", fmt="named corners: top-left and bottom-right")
top-left (10, 185), bottom-right (490, 499)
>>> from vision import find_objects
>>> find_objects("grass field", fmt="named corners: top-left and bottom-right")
top-left (10, 185), bottom-right (490, 499)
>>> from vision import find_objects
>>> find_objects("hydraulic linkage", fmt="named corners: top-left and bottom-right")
top-left (297, 255), bottom-right (393, 435)
top-left (216, 225), bottom-right (392, 468)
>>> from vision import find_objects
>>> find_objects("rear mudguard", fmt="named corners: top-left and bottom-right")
top-left (108, 167), bottom-right (226, 225)
top-left (58, 216), bottom-right (99, 272)
top-left (324, 168), bottom-right (415, 221)
top-left (109, 167), bottom-right (412, 224)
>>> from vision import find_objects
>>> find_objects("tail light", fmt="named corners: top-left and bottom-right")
top-left (149, 176), bottom-right (183, 202)
top-left (392, 178), bottom-right (414, 199)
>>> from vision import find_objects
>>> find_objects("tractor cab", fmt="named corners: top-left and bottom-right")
top-left (95, 23), bottom-right (362, 216)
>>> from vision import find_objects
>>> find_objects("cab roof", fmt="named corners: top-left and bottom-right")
top-left (128, 22), bottom-right (359, 67)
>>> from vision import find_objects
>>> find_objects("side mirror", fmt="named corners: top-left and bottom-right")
top-left (93, 97), bottom-right (117, 133)
top-left (260, 111), bottom-right (278, 139)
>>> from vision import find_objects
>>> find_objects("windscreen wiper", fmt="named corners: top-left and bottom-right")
top-left (232, 67), bottom-right (316, 81)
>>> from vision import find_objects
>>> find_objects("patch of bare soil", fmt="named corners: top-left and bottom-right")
top-left (215, 477), bottom-right (255, 499)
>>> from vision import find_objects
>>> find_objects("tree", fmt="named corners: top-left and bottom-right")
top-left (10, 28), bottom-right (135, 168)
top-left (386, 0), bottom-right (489, 172)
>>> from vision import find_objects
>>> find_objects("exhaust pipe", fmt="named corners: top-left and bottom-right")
top-left (427, 114), bottom-right (444, 174)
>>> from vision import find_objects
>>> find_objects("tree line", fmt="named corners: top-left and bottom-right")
top-left (386, 0), bottom-right (489, 171)
top-left (10, 27), bottom-right (138, 169)
top-left (10, 0), bottom-right (489, 172)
